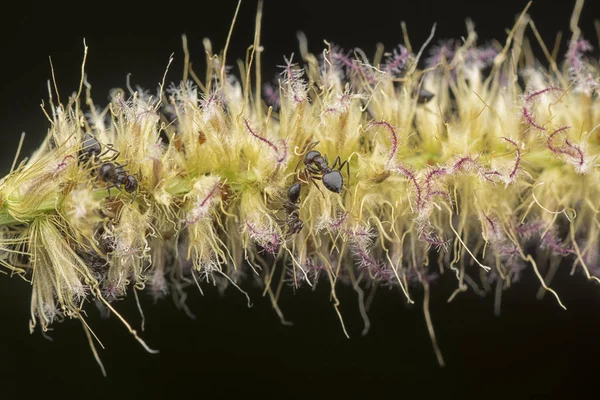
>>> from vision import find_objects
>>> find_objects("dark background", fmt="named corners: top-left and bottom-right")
top-left (1, 0), bottom-right (599, 398)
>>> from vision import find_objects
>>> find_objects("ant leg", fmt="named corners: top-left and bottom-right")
top-left (303, 141), bottom-right (319, 154)
top-left (339, 159), bottom-right (350, 188)
top-left (331, 156), bottom-right (341, 169)
top-left (294, 157), bottom-right (304, 172)
top-left (330, 157), bottom-right (350, 189)
top-left (130, 167), bottom-right (142, 205)
top-left (308, 175), bottom-right (325, 198)
top-left (108, 144), bottom-right (120, 160)
top-left (101, 144), bottom-right (120, 161)
top-left (130, 189), bottom-right (138, 205)
top-left (105, 184), bottom-right (118, 197)
top-left (297, 170), bottom-right (324, 197)
top-left (297, 169), bottom-right (309, 184)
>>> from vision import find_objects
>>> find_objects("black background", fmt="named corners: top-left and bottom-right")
top-left (1, 0), bottom-right (600, 398)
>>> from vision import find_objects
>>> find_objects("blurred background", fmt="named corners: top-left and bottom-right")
top-left (1, 0), bottom-right (599, 398)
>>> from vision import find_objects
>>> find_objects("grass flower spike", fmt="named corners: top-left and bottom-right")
top-left (1, 0), bottom-right (599, 371)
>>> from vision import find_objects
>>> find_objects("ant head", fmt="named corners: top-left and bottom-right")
top-left (124, 175), bottom-right (138, 193)
top-left (322, 170), bottom-right (343, 193)
top-left (304, 150), bottom-right (322, 165)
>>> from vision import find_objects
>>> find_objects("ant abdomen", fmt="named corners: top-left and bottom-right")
top-left (322, 170), bottom-right (343, 193)
top-left (287, 182), bottom-right (302, 204)
top-left (79, 133), bottom-right (103, 164)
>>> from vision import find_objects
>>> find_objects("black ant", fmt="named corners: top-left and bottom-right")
top-left (78, 133), bottom-right (140, 203)
top-left (283, 182), bottom-right (304, 236)
top-left (295, 142), bottom-right (349, 195)
top-left (97, 162), bottom-right (139, 202)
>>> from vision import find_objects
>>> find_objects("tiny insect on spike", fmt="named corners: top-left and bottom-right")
top-left (198, 130), bottom-right (206, 145)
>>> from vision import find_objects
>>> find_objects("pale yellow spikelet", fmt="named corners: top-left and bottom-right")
top-left (29, 215), bottom-right (97, 331)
